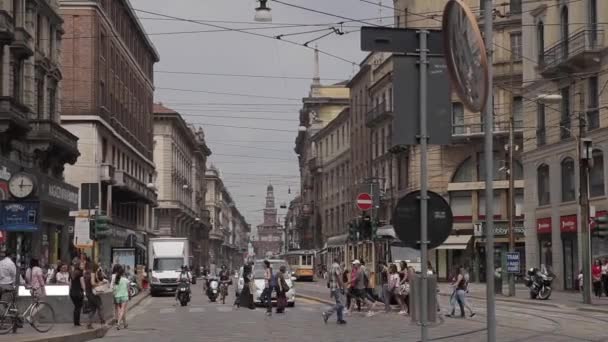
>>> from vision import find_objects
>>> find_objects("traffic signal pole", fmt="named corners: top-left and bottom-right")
top-left (579, 111), bottom-right (592, 305)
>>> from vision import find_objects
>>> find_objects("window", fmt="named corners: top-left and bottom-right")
top-left (537, 21), bottom-right (545, 65)
top-left (101, 138), bottom-right (108, 163)
top-left (11, 57), bottom-right (22, 102)
top-left (561, 158), bottom-right (575, 202)
top-left (510, 0), bottom-right (522, 14)
top-left (513, 96), bottom-right (523, 129)
top-left (36, 14), bottom-right (41, 48)
top-left (561, 6), bottom-right (569, 58)
top-left (48, 81), bottom-right (56, 120)
top-left (12, 0), bottom-right (19, 25)
top-left (452, 102), bottom-right (464, 134)
top-left (560, 87), bottom-right (570, 139)
top-left (510, 33), bottom-right (522, 60)
top-left (587, 76), bottom-right (599, 130)
top-left (589, 0), bottom-right (598, 44)
top-left (36, 73), bottom-right (44, 118)
top-left (452, 158), bottom-right (475, 183)
top-left (537, 104), bottom-right (546, 146)
top-left (538, 164), bottom-right (550, 205)
top-left (590, 149), bottom-right (604, 197)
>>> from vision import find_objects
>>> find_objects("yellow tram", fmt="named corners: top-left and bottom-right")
top-left (281, 250), bottom-right (316, 281)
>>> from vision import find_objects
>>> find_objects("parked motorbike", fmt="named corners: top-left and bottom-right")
top-left (207, 277), bottom-right (219, 302)
top-left (525, 266), bottom-right (553, 300)
top-left (177, 279), bottom-right (191, 306)
top-left (128, 275), bottom-right (140, 298)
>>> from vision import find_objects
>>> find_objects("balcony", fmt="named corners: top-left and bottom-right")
top-left (0, 96), bottom-right (29, 136)
top-left (365, 101), bottom-right (393, 127)
top-left (451, 121), bottom-right (523, 140)
top-left (27, 120), bottom-right (79, 164)
top-left (308, 156), bottom-right (322, 173)
top-left (11, 28), bottom-right (33, 58)
top-left (539, 27), bottom-right (604, 77)
top-left (100, 163), bottom-right (115, 183)
top-left (0, 11), bottom-right (14, 44)
top-left (114, 170), bottom-right (157, 204)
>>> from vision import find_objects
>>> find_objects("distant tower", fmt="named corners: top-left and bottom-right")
top-left (312, 45), bottom-right (321, 87)
top-left (253, 184), bottom-right (283, 257)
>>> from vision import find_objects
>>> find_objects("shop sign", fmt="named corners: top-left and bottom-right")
top-left (536, 217), bottom-right (552, 234)
top-left (73, 217), bottom-right (93, 248)
top-left (0, 201), bottom-right (39, 232)
top-left (506, 252), bottom-right (520, 274)
top-left (560, 215), bottom-right (577, 233)
top-left (0, 166), bottom-right (11, 181)
top-left (474, 221), bottom-right (525, 237)
top-left (38, 178), bottom-right (79, 210)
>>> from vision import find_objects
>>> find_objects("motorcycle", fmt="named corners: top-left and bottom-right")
top-left (177, 279), bottom-right (191, 307)
top-left (128, 275), bottom-right (140, 298)
top-left (525, 265), bottom-right (553, 300)
top-left (207, 277), bottom-right (219, 302)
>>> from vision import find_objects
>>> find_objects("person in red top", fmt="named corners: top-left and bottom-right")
top-left (592, 259), bottom-right (603, 298)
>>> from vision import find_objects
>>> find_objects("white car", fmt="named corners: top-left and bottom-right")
top-left (237, 259), bottom-right (296, 307)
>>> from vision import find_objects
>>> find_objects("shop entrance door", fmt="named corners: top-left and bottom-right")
top-left (563, 238), bottom-right (578, 290)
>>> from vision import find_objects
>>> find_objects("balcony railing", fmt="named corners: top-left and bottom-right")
top-left (452, 120), bottom-right (523, 137)
top-left (308, 156), bottom-right (321, 173)
top-left (540, 27), bottom-right (604, 74)
top-left (366, 101), bottom-right (393, 127)
top-left (11, 27), bottom-right (33, 58)
top-left (115, 170), bottom-right (157, 204)
top-left (100, 163), bottom-right (115, 183)
top-left (28, 120), bottom-right (79, 162)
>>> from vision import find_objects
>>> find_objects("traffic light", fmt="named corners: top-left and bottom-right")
top-left (94, 214), bottom-right (111, 240)
top-left (348, 222), bottom-right (358, 241)
top-left (594, 215), bottom-right (608, 237)
top-left (361, 215), bottom-right (372, 240)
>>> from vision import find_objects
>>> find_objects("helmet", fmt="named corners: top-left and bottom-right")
top-left (221, 265), bottom-right (226, 269)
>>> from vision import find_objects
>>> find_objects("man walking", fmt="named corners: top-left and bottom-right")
top-left (322, 259), bottom-right (346, 325)
top-left (378, 261), bottom-right (391, 313)
top-left (0, 247), bottom-right (17, 301)
top-left (262, 260), bottom-right (273, 316)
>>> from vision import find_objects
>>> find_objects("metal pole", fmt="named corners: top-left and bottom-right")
top-left (483, 0), bottom-right (496, 340)
top-left (579, 100), bottom-right (592, 305)
top-left (507, 79), bottom-right (516, 298)
top-left (418, 29), bottom-right (429, 342)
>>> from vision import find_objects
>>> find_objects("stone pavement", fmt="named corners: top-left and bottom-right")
top-left (0, 290), bottom-right (149, 342)
top-left (96, 282), bottom-right (608, 342)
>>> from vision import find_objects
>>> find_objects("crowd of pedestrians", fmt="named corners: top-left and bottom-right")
top-left (322, 258), bottom-right (475, 325)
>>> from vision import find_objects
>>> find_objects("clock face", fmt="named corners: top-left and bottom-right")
top-left (8, 173), bottom-right (36, 199)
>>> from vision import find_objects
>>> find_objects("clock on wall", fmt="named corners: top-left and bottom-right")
top-left (8, 173), bottom-right (36, 199)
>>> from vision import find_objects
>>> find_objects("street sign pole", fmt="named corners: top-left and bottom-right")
top-left (418, 29), bottom-right (430, 342)
top-left (483, 0), bottom-right (496, 340)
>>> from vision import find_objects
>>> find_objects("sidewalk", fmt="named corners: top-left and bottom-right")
top-left (295, 280), bottom-right (608, 313)
top-left (0, 290), bottom-right (149, 342)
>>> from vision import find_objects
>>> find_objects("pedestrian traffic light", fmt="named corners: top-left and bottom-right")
top-left (594, 215), bottom-right (608, 230)
top-left (94, 214), bottom-right (111, 239)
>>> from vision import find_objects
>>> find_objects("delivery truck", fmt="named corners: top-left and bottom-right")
top-left (148, 238), bottom-right (189, 296)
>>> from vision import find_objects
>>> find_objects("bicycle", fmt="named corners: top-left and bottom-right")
top-left (0, 287), bottom-right (55, 334)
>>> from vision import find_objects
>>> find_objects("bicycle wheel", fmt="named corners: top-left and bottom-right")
top-left (29, 302), bottom-right (55, 333)
top-left (0, 301), bottom-right (14, 335)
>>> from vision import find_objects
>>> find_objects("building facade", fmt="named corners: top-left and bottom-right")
top-left (284, 196), bottom-right (302, 251)
top-left (521, 0), bottom-right (607, 290)
top-left (311, 108), bottom-right (351, 244)
top-left (0, 0), bottom-right (80, 268)
top-left (252, 184), bottom-right (283, 258)
top-left (152, 103), bottom-right (211, 272)
top-left (60, 0), bottom-right (159, 267)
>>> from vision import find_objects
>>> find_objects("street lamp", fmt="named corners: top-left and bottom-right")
top-left (254, 0), bottom-right (272, 22)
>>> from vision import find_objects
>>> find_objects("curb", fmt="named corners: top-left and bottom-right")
top-left (577, 307), bottom-right (608, 314)
top-left (14, 291), bottom-right (150, 342)
top-left (298, 293), bottom-right (333, 305)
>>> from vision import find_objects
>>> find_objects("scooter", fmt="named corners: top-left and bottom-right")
top-left (207, 277), bottom-right (219, 302)
top-left (177, 279), bottom-right (191, 306)
top-left (128, 275), bottom-right (140, 298)
top-left (525, 266), bottom-right (553, 300)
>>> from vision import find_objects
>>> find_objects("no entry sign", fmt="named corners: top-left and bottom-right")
top-left (356, 193), bottom-right (373, 211)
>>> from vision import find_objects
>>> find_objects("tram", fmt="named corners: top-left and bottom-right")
top-left (281, 249), bottom-right (316, 281)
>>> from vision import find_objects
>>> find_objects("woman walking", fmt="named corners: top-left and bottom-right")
top-left (276, 265), bottom-right (289, 314)
top-left (592, 259), bottom-right (602, 298)
top-left (388, 264), bottom-right (407, 315)
top-left (112, 266), bottom-right (129, 330)
top-left (398, 261), bottom-right (409, 314)
top-left (82, 263), bottom-right (105, 329)
top-left (69, 264), bottom-right (84, 326)
top-left (238, 263), bottom-right (255, 310)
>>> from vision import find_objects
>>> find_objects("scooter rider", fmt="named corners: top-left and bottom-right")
top-left (219, 265), bottom-right (230, 282)
top-left (176, 265), bottom-right (191, 301)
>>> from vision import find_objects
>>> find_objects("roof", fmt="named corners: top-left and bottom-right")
top-left (153, 103), bottom-right (177, 114)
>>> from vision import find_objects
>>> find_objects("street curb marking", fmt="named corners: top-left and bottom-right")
top-left (297, 294), bottom-right (334, 305)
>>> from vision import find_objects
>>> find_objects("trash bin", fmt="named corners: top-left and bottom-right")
top-left (494, 268), bottom-right (503, 295)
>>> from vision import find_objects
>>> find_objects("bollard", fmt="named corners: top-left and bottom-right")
top-left (410, 272), bottom-right (437, 324)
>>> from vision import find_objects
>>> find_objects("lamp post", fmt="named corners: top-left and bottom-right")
top-left (254, 0), bottom-right (272, 22)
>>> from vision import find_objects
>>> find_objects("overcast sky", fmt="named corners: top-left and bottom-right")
top-left (131, 0), bottom-right (384, 225)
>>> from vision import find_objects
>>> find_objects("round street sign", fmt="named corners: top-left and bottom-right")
top-left (442, 0), bottom-right (489, 113)
top-left (392, 191), bottom-right (453, 250)
top-left (356, 193), bottom-right (373, 211)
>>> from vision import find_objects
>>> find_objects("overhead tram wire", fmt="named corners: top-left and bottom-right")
top-left (132, 8), bottom-right (358, 66)
top-left (155, 87), bottom-right (301, 101)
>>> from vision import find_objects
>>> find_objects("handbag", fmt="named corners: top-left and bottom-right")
top-left (82, 299), bottom-right (93, 314)
top-left (399, 283), bottom-right (410, 296)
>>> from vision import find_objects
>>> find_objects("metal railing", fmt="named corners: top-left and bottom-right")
top-left (366, 101), bottom-right (392, 126)
top-left (452, 121), bottom-right (522, 136)
top-left (540, 27), bottom-right (604, 71)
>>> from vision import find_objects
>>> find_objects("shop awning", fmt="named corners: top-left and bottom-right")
top-left (326, 234), bottom-right (348, 247)
top-left (435, 235), bottom-right (472, 250)
top-left (377, 225), bottom-right (397, 239)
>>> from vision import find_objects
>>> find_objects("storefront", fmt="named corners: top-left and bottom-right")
top-left (0, 157), bottom-right (79, 268)
top-left (559, 215), bottom-right (578, 290)
top-left (536, 217), bottom-right (553, 268)
top-left (472, 221), bottom-right (526, 283)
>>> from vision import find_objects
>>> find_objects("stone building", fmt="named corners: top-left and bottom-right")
top-left (521, 0), bottom-right (607, 290)
top-left (152, 103), bottom-right (211, 272)
top-left (60, 0), bottom-right (159, 266)
top-left (0, 0), bottom-right (80, 267)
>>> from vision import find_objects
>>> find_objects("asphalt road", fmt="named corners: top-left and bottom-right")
top-left (97, 282), bottom-right (608, 342)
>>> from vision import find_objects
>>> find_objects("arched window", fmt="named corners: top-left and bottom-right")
top-left (452, 157), bottom-right (475, 182)
top-left (561, 158), bottom-right (576, 202)
top-left (538, 164), bottom-right (550, 205)
top-left (590, 149), bottom-right (605, 197)
top-left (537, 21), bottom-right (544, 64)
